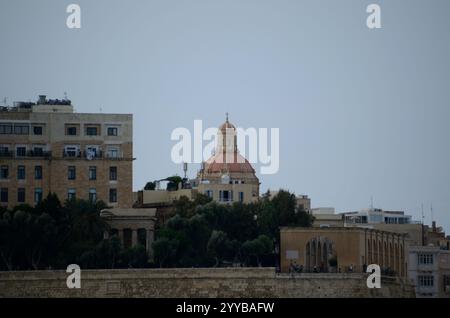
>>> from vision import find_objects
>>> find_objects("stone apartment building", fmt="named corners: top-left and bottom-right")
top-left (408, 246), bottom-right (450, 298)
top-left (0, 95), bottom-right (133, 208)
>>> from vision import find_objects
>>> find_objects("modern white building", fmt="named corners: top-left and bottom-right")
top-left (341, 208), bottom-right (413, 226)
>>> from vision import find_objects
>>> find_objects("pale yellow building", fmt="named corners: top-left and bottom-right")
top-left (280, 227), bottom-right (408, 277)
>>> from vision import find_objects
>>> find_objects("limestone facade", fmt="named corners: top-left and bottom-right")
top-left (280, 227), bottom-right (408, 277)
top-left (0, 97), bottom-right (133, 208)
top-left (0, 268), bottom-right (415, 298)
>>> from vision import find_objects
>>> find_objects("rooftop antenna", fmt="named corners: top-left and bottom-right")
top-left (63, 92), bottom-right (68, 100)
top-left (421, 203), bottom-right (425, 225)
top-left (370, 196), bottom-right (374, 209)
top-left (421, 203), bottom-right (425, 246)
top-left (2, 97), bottom-right (7, 106)
top-left (226, 112), bottom-right (229, 122)
top-left (431, 203), bottom-right (434, 223)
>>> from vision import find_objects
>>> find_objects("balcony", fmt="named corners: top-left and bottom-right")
top-left (62, 150), bottom-right (82, 158)
top-left (62, 150), bottom-right (104, 159)
top-left (105, 152), bottom-right (124, 160)
top-left (0, 150), bottom-right (51, 158)
top-left (0, 150), bottom-right (13, 158)
top-left (26, 150), bottom-right (52, 158)
top-left (84, 150), bottom-right (103, 160)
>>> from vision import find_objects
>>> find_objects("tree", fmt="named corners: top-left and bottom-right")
top-left (166, 176), bottom-right (183, 191)
top-left (241, 235), bottom-right (273, 267)
top-left (144, 181), bottom-right (156, 190)
top-left (65, 199), bottom-right (109, 243)
top-left (207, 230), bottom-right (229, 267)
top-left (119, 245), bottom-right (149, 268)
top-left (152, 237), bottom-right (179, 268)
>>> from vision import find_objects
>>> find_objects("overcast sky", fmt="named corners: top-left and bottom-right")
top-left (1, 0), bottom-right (449, 232)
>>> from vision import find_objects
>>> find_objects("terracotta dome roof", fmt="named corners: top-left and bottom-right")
top-left (204, 152), bottom-right (255, 174)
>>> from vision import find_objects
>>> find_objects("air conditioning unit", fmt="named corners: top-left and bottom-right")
top-left (445, 285), bottom-right (450, 293)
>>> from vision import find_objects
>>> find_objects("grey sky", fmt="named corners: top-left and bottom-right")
top-left (1, 0), bottom-right (449, 232)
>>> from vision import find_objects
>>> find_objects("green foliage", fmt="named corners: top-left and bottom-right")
top-left (118, 245), bottom-right (149, 268)
top-left (241, 235), bottom-right (273, 266)
top-left (0, 189), bottom-right (313, 270)
top-left (153, 189), bottom-right (313, 268)
top-left (152, 237), bottom-right (179, 267)
top-left (207, 230), bottom-right (229, 267)
top-left (144, 182), bottom-right (156, 190)
top-left (166, 176), bottom-right (183, 191)
top-left (0, 193), bottom-right (148, 271)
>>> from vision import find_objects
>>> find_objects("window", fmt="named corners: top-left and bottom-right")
top-left (85, 146), bottom-right (100, 159)
top-left (17, 188), bottom-right (25, 203)
top-left (418, 275), bottom-right (434, 287)
top-left (33, 126), bottom-right (43, 135)
top-left (32, 146), bottom-right (44, 157)
top-left (0, 188), bottom-right (8, 203)
top-left (109, 188), bottom-right (117, 203)
top-left (107, 147), bottom-right (120, 158)
top-left (109, 167), bottom-right (117, 181)
top-left (17, 165), bottom-right (25, 180)
top-left (68, 166), bottom-right (76, 180)
top-left (219, 190), bottom-right (232, 202)
top-left (14, 124), bottom-right (29, 135)
top-left (107, 127), bottom-right (118, 136)
top-left (64, 145), bottom-right (80, 157)
top-left (444, 275), bottom-right (450, 293)
top-left (16, 146), bottom-right (26, 157)
top-left (89, 166), bottom-right (97, 180)
top-left (89, 188), bottom-right (97, 202)
top-left (205, 190), bottom-right (213, 198)
top-left (0, 124), bottom-right (12, 134)
top-left (1, 165), bottom-right (9, 179)
top-left (35, 166), bottom-right (42, 180)
top-left (34, 188), bottom-right (43, 204)
top-left (418, 254), bottom-right (434, 265)
top-left (0, 145), bottom-right (10, 156)
top-left (239, 191), bottom-right (244, 203)
top-left (67, 188), bottom-right (76, 201)
top-left (66, 126), bottom-right (77, 136)
top-left (86, 126), bottom-right (99, 136)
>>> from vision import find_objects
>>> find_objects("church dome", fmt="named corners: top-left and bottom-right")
top-left (204, 152), bottom-right (255, 174)
top-left (200, 114), bottom-right (256, 175)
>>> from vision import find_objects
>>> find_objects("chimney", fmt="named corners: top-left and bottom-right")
top-left (38, 95), bottom-right (46, 104)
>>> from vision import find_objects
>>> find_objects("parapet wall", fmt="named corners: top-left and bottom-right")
top-left (0, 267), bottom-right (415, 298)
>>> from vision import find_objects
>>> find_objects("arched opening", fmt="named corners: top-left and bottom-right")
top-left (305, 237), bottom-right (336, 273)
